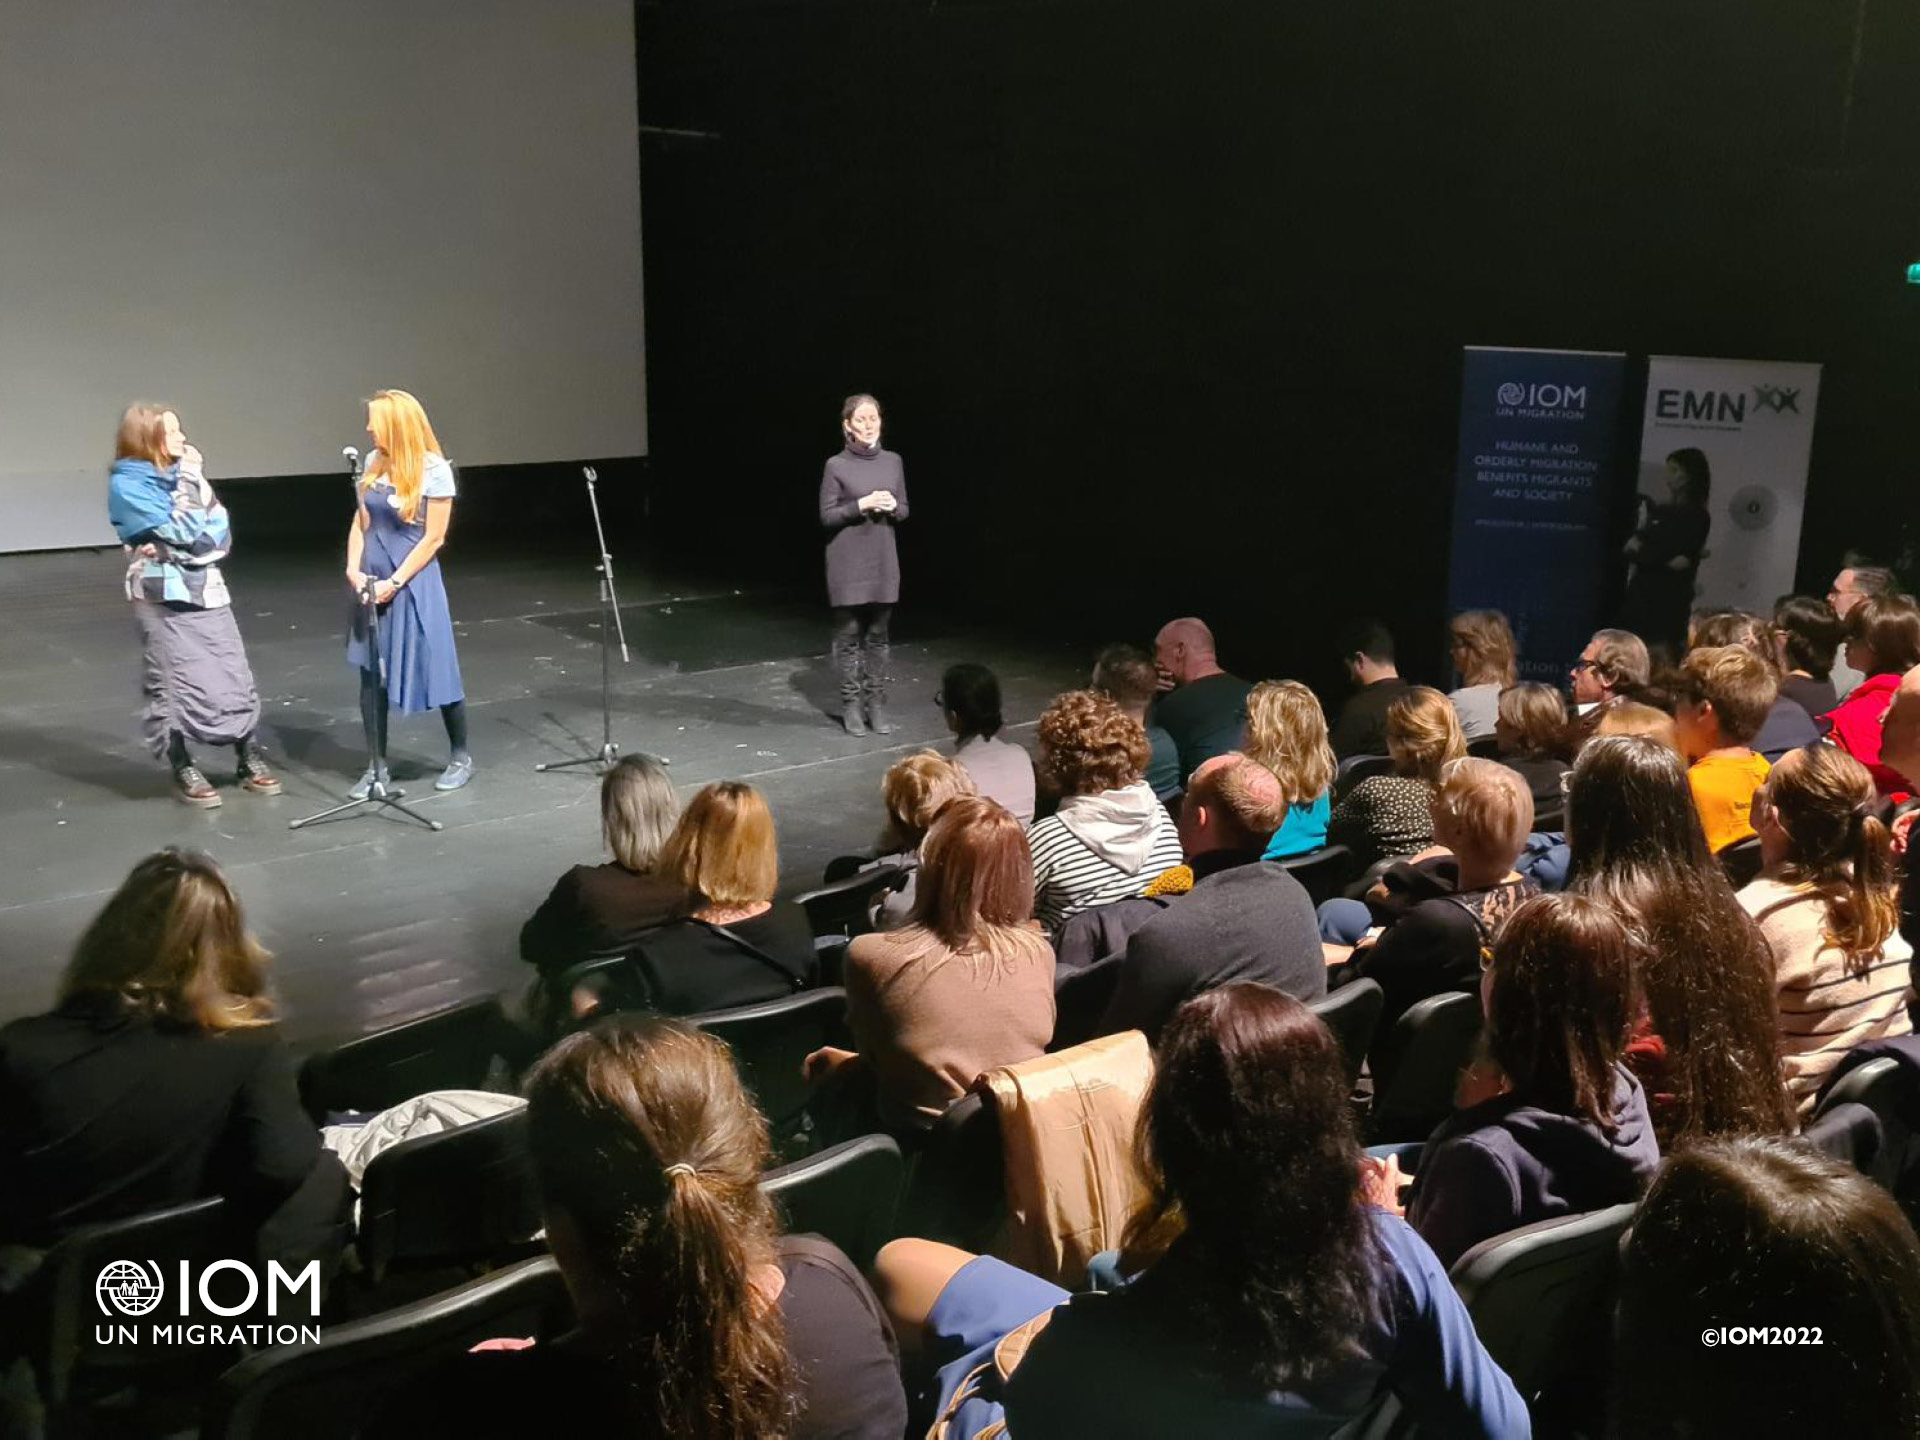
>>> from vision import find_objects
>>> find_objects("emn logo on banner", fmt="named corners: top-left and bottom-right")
top-left (1653, 386), bottom-right (1803, 426)
top-left (93, 1258), bottom-right (322, 1347)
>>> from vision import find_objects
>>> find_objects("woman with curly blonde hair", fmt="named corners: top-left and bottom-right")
top-left (1027, 690), bottom-right (1184, 933)
top-left (1328, 687), bottom-right (1466, 869)
top-left (1243, 680), bottom-right (1337, 859)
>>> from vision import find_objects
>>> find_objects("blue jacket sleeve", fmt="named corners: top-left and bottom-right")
top-left (1375, 1212), bottom-right (1531, 1437)
top-left (1405, 1131), bottom-right (1520, 1272)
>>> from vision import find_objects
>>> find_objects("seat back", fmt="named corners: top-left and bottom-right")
top-left (1049, 955), bottom-right (1123, 1051)
top-left (202, 1256), bottom-right (571, 1440)
top-left (1310, 979), bottom-right (1384, 1093)
top-left (1717, 835), bottom-right (1764, 889)
top-left (687, 987), bottom-right (850, 1136)
top-left (1334, 753), bottom-right (1393, 799)
top-left (356, 1108), bottom-right (542, 1283)
top-left (1369, 991), bottom-right (1484, 1143)
top-left (1812, 1054), bottom-right (1916, 1196)
top-left (794, 864), bottom-right (910, 939)
top-left (34, 1196), bottom-right (239, 1404)
top-left (761, 1134), bottom-right (905, 1267)
top-left (899, 1091), bottom-right (1005, 1252)
top-left (1466, 736), bottom-right (1502, 759)
top-left (1801, 1101), bottom-right (1883, 1176)
top-left (1450, 1202), bottom-right (1637, 1410)
top-left (1277, 844), bottom-right (1357, 906)
top-left (299, 996), bottom-right (509, 1121)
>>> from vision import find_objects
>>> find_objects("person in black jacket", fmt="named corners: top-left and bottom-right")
top-left (1328, 619), bottom-right (1412, 760)
top-left (0, 850), bottom-right (347, 1268)
top-left (1099, 753), bottom-right (1324, 1041)
top-left (1619, 447), bottom-right (1713, 661)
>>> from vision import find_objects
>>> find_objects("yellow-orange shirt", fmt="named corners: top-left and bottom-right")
top-left (1689, 751), bottom-right (1772, 852)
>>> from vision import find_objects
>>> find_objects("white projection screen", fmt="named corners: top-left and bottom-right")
top-left (0, 1), bottom-right (646, 553)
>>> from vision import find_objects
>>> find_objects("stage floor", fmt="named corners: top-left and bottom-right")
top-left (0, 542), bottom-right (1085, 1045)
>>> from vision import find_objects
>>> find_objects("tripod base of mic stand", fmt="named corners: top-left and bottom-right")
top-left (536, 742), bottom-right (669, 774)
top-left (289, 780), bottom-right (445, 832)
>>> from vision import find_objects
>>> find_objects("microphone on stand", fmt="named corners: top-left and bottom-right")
top-left (342, 444), bottom-right (363, 478)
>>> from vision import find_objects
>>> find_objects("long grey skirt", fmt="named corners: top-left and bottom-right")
top-left (133, 599), bottom-right (262, 759)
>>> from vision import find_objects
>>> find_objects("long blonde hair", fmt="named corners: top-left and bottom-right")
top-left (1450, 610), bottom-right (1518, 688)
top-left (1243, 680), bottom-right (1335, 807)
top-left (363, 389), bottom-right (443, 522)
top-left (1387, 687), bottom-right (1467, 784)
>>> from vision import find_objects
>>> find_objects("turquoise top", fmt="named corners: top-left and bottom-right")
top-left (1264, 791), bottom-right (1331, 860)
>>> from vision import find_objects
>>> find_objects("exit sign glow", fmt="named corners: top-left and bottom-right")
top-left (1910, 262), bottom-right (1920, 285)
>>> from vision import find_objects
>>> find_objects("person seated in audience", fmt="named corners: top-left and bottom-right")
top-left (1610, 1136), bottom-right (1920, 1437)
top-left (1567, 626), bottom-right (1650, 748)
top-left (1825, 591), bottom-right (1920, 796)
top-left (1322, 759), bottom-right (1538, 1044)
top-left (1689, 610), bottom-right (1820, 761)
top-left (1402, 894), bottom-right (1659, 1269)
top-left (1148, 618), bottom-right (1251, 782)
top-left (1772, 593), bottom-right (1845, 721)
top-left (809, 797), bottom-right (1055, 1130)
top-left (861, 749), bottom-right (976, 930)
top-left (1491, 681), bottom-right (1570, 811)
top-left (1242, 679), bottom-right (1336, 858)
top-left (1741, 745), bottom-right (1913, 1112)
top-left (938, 661), bottom-right (1035, 824)
top-left (1028, 690), bottom-right (1185, 934)
top-left (1589, 697), bottom-right (1680, 754)
top-left (1566, 736), bottom-right (1797, 1147)
top-left (373, 1017), bottom-right (909, 1439)
top-left (1445, 609), bottom-right (1517, 742)
top-left (0, 849), bottom-right (347, 1270)
top-left (1827, 559), bottom-right (1899, 698)
top-left (1092, 642), bottom-right (1182, 801)
top-left (519, 754), bottom-right (687, 976)
top-left (1327, 618), bottom-right (1411, 759)
top-left (1672, 643), bottom-right (1777, 852)
top-left (1327, 686), bottom-right (1465, 871)
top-left (598, 781), bottom-right (817, 1015)
top-left (875, 985), bottom-right (1527, 1436)
top-left (1099, 754), bottom-right (1324, 1041)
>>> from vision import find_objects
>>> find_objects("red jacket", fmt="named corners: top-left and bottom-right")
top-left (1822, 672), bottom-right (1907, 796)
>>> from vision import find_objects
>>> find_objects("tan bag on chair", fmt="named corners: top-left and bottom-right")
top-left (982, 1030), bottom-right (1155, 1289)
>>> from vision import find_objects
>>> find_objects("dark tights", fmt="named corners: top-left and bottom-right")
top-left (358, 669), bottom-right (467, 763)
top-left (168, 729), bottom-right (253, 771)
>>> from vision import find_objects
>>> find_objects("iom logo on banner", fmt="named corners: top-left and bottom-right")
top-left (91, 1258), bottom-right (323, 1348)
top-left (1494, 380), bottom-right (1588, 421)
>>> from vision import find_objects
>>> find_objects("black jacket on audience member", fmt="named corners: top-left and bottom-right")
top-left (1779, 673), bottom-right (1838, 725)
top-left (1330, 676), bottom-right (1413, 760)
top-left (1098, 852), bottom-right (1326, 1042)
top-left (1752, 695), bottom-right (1822, 764)
top-left (621, 904), bottom-right (820, 1016)
top-left (0, 993), bottom-right (347, 1264)
top-left (518, 863), bottom-right (688, 974)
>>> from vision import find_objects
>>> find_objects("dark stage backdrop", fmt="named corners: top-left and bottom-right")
top-left (632, 0), bottom-right (1920, 700)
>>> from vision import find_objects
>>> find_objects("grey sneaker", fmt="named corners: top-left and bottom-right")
top-left (348, 765), bottom-right (393, 801)
top-left (435, 755), bottom-right (474, 791)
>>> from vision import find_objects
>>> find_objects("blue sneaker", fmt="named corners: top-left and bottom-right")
top-left (435, 755), bottom-right (474, 791)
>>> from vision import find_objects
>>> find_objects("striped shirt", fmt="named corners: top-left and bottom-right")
top-left (1029, 785), bottom-right (1185, 935)
top-left (1739, 876), bottom-right (1915, 1113)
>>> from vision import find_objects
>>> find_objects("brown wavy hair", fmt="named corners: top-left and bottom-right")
top-left (1846, 593), bottom-right (1920, 677)
top-left (1243, 680), bottom-right (1335, 806)
top-left (1037, 689), bottom-right (1150, 795)
top-left (1758, 746), bottom-right (1899, 976)
top-left (1449, 609), bottom-right (1518, 688)
top-left (658, 782), bottom-right (778, 909)
top-left (906, 796), bottom-right (1041, 964)
top-left (525, 1017), bottom-right (792, 1438)
top-left (1495, 681), bottom-right (1568, 758)
top-left (113, 402), bottom-right (174, 469)
top-left (1386, 686), bottom-right (1466, 784)
top-left (879, 750), bottom-right (977, 852)
top-left (61, 849), bottom-right (275, 1032)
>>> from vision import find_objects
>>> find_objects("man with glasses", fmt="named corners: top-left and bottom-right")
top-left (1571, 628), bottom-right (1650, 718)
top-left (1827, 561), bottom-right (1897, 700)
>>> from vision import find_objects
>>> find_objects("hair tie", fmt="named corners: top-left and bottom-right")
top-left (664, 1163), bottom-right (696, 1179)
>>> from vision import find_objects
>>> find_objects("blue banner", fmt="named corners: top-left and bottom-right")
top-left (1450, 347), bottom-right (1628, 683)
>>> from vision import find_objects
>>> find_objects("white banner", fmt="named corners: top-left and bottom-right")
top-left (1637, 355), bottom-right (1822, 613)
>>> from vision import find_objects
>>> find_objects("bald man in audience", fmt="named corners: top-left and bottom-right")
top-left (1098, 753), bottom-right (1324, 1041)
top-left (1149, 617), bottom-right (1251, 783)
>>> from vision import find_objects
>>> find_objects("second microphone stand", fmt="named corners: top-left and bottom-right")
top-left (537, 465), bottom-right (665, 774)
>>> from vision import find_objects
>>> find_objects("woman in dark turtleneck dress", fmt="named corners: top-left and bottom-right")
top-left (819, 393), bottom-right (909, 736)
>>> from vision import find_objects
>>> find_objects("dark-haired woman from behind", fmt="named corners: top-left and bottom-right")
top-left (1771, 594), bottom-right (1844, 721)
top-left (1742, 745), bottom-right (1913, 1113)
top-left (1619, 446), bottom-right (1712, 658)
top-left (371, 1017), bottom-right (908, 1439)
top-left (940, 662), bottom-right (1035, 824)
top-left (1824, 592), bottom-right (1920, 796)
top-left (1566, 736), bottom-right (1797, 1147)
top-left (1405, 894), bottom-right (1659, 1269)
top-left (0, 850), bottom-right (346, 1268)
top-left (1611, 1137), bottom-right (1920, 1437)
top-left (873, 984), bottom-right (1526, 1437)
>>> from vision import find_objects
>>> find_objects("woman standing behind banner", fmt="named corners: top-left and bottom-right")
top-left (820, 393), bottom-right (908, 737)
top-left (343, 389), bottom-right (472, 795)
top-left (1620, 446), bottom-right (1713, 660)
top-left (107, 404), bottom-right (281, 808)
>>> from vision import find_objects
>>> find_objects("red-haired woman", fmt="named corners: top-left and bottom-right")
top-left (343, 389), bottom-right (470, 795)
top-left (106, 403), bottom-right (279, 806)
top-left (808, 797), bottom-right (1056, 1129)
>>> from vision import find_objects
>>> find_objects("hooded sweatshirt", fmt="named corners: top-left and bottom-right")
top-left (1029, 781), bottom-right (1185, 934)
top-left (1407, 1063), bottom-right (1660, 1269)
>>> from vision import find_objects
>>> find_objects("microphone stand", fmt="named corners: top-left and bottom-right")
top-left (537, 466), bottom-right (665, 773)
top-left (291, 448), bottom-right (444, 832)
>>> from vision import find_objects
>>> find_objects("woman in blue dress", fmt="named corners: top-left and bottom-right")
top-left (343, 389), bottom-right (471, 794)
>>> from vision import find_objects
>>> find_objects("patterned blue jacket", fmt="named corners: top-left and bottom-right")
top-left (107, 457), bottom-right (233, 607)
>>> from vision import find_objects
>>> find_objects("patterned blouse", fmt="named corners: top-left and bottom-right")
top-left (1329, 776), bottom-right (1436, 870)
